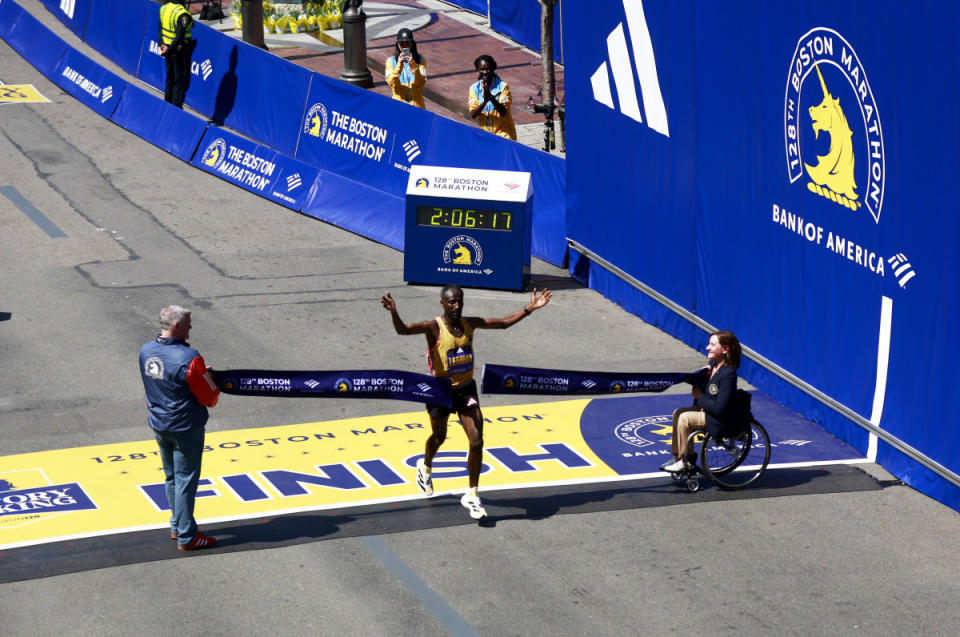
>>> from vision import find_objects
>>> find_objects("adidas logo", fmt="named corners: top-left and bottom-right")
top-left (101, 86), bottom-right (113, 103)
top-left (304, 379), bottom-right (320, 389)
top-left (590, 0), bottom-right (669, 137)
top-left (887, 254), bottom-right (916, 288)
top-left (59, 0), bottom-right (75, 20)
top-left (286, 173), bottom-right (302, 191)
top-left (201, 59), bottom-right (213, 81)
top-left (403, 140), bottom-right (421, 163)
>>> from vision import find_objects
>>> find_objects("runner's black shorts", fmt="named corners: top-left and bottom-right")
top-left (426, 380), bottom-right (480, 419)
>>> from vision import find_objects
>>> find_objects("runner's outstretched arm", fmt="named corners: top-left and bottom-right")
top-left (469, 288), bottom-right (552, 330)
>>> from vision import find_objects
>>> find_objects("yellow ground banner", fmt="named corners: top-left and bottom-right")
top-left (0, 400), bottom-right (620, 549)
top-left (0, 84), bottom-right (50, 103)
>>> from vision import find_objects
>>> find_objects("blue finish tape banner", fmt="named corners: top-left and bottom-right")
top-left (210, 369), bottom-right (453, 407)
top-left (52, 47), bottom-right (124, 119)
top-left (83, 0), bottom-right (152, 75)
top-left (0, 0), bottom-right (69, 78)
top-left (39, 0), bottom-right (91, 38)
top-left (481, 364), bottom-right (694, 396)
top-left (192, 126), bottom-right (319, 210)
top-left (111, 84), bottom-right (208, 162)
top-left (563, 0), bottom-right (960, 510)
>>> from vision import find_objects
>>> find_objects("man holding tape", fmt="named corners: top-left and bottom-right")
top-left (159, 0), bottom-right (195, 108)
top-left (140, 305), bottom-right (220, 550)
top-left (381, 284), bottom-right (551, 519)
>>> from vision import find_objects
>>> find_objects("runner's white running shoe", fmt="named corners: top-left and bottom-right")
top-left (416, 459), bottom-right (434, 496)
top-left (460, 493), bottom-right (487, 520)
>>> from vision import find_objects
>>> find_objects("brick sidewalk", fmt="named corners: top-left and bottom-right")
top-left (214, 0), bottom-right (565, 155)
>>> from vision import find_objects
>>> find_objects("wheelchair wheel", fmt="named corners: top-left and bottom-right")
top-left (699, 421), bottom-right (770, 489)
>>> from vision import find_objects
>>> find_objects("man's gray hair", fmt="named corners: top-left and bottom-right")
top-left (159, 305), bottom-right (190, 330)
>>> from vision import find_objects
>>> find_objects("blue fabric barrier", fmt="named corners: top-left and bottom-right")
top-left (83, 0), bottom-right (152, 75)
top-left (0, 0), bottom-right (69, 77)
top-left (296, 72), bottom-right (434, 198)
top-left (564, 0), bottom-right (960, 511)
top-left (29, 0), bottom-right (569, 267)
top-left (136, 18), bottom-right (233, 120)
top-left (444, 0), bottom-right (488, 16)
top-left (210, 369), bottom-right (453, 408)
top-left (490, 0), bottom-right (564, 65)
top-left (301, 170), bottom-right (405, 250)
top-left (197, 37), bottom-right (313, 157)
top-left (52, 47), bottom-right (124, 119)
top-left (111, 83), bottom-right (208, 162)
top-left (38, 0), bottom-right (91, 38)
top-left (191, 126), bottom-right (320, 210)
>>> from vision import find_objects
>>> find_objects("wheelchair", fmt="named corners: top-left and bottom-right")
top-left (669, 420), bottom-right (771, 492)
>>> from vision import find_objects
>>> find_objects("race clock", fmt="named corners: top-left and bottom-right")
top-left (404, 166), bottom-right (532, 290)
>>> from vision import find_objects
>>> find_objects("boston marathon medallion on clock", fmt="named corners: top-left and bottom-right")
top-left (404, 166), bottom-right (532, 290)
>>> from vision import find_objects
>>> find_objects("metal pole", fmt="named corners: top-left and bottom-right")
top-left (240, 0), bottom-right (267, 50)
top-left (340, 1), bottom-right (373, 88)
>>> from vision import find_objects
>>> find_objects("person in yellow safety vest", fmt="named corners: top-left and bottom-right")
top-left (384, 28), bottom-right (427, 109)
top-left (159, 0), bottom-right (195, 108)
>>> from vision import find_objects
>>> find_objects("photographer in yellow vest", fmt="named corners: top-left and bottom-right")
top-left (159, 0), bottom-right (195, 108)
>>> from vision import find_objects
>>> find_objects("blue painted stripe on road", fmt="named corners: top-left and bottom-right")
top-left (1, 185), bottom-right (66, 238)
top-left (360, 535), bottom-right (481, 637)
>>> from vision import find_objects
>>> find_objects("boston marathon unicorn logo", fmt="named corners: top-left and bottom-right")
top-left (784, 28), bottom-right (885, 223)
top-left (303, 103), bottom-right (329, 138)
top-left (804, 63), bottom-right (859, 210)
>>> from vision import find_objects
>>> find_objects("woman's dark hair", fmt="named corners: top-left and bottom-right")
top-left (394, 29), bottom-right (422, 64)
top-left (473, 54), bottom-right (497, 71)
top-left (711, 330), bottom-right (742, 370)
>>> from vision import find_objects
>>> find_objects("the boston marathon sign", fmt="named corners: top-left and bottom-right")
top-left (192, 127), bottom-right (318, 210)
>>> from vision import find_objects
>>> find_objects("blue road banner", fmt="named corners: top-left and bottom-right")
top-left (211, 369), bottom-right (453, 408)
top-left (39, 0), bottom-right (92, 38)
top-left (192, 126), bottom-right (319, 210)
top-left (481, 364), bottom-right (694, 396)
top-left (111, 84), bottom-right (208, 162)
top-left (52, 47), bottom-right (124, 119)
top-left (0, 0), bottom-right (69, 78)
top-left (83, 0), bottom-right (152, 75)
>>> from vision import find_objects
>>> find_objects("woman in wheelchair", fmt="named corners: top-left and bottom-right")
top-left (660, 330), bottom-right (749, 473)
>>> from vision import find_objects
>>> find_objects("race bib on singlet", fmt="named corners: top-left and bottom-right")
top-left (446, 346), bottom-right (474, 376)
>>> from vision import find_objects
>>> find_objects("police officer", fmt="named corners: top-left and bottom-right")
top-left (159, 0), bottom-right (195, 107)
top-left (140, 305), bottom-right (220, 550)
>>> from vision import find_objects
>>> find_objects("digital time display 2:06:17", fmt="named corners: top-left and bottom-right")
top-left (416, 206), bottom-right (513, 231)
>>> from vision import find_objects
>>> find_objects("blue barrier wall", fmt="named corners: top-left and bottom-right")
top-left (52, 0), bottom-right (567, 266)
top-left (446, 0), bottom-right (564, 65)
top-left (565, 0), bottom-right (960, 510)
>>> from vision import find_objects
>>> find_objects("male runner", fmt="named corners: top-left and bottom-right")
top-left (381, 284), bottom-right (551, 519)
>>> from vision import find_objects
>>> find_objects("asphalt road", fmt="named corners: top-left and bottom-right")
top-left (1, 4), bottom-right (959, 636)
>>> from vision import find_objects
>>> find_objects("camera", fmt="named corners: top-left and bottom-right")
top-left (533, 103), bottom-right (554, 115)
